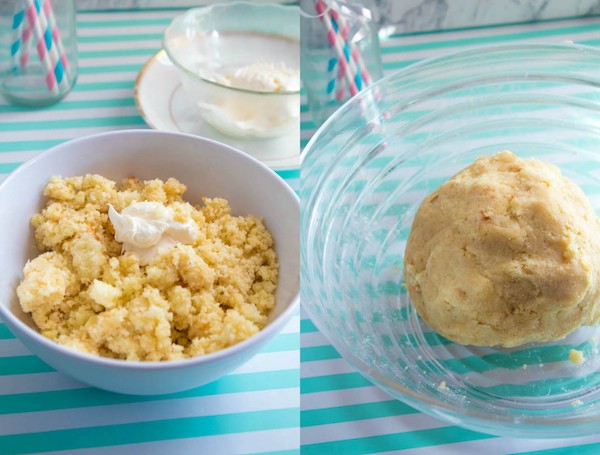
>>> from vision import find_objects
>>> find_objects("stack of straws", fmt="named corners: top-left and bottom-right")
top-left (315, 0), bottom-right (374, 103)
top-left (10, 0), bottom-right (71, 96)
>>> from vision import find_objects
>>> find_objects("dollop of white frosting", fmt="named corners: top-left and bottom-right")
top-left (199, 62), bottom-right (300, 139)
top-left (221, 62), bottom-right (300, 93)
top-left (108, 201), bottom-right (196, 265)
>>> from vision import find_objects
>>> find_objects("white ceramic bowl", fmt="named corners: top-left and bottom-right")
top-left (0, 129), bottom-right (299, 395)
top-left (163, 2), bottom-right (300, 139)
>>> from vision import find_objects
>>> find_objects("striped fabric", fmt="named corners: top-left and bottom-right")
top-left (0, 8), bottom-right (299, 455)
top-left (300, 15), bottom-right (600, 455)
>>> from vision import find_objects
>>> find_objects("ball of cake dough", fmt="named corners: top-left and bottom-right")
top-left (404, 151), bottom-right (600, 347)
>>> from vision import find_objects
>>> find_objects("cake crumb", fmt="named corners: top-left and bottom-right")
top-left (569, 349), bottom-right (586, 365)
top-left (571, 399), bottom-right (583, 407)
top-left (522, 364), bottom-right (528, 370)
top-left (16, 175), bottom-right (278, 361)
top-left (437, 381), bottom-right (449, 392)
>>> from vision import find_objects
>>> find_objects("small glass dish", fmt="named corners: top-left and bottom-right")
top-left (301, 43), bottom-right (600, 438)
top-left (163, 2), bottom-right (300, 140)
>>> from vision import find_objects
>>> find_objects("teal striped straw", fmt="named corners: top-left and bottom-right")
top-left (10, 7), bottom-right (26, 73)
top-left (327, 56), bottom-right (338, 101)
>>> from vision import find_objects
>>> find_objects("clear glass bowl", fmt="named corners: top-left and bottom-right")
top-left (301, 43), bottom-right (600, 438)
top-left (163, 2), bottom-right (300, 139)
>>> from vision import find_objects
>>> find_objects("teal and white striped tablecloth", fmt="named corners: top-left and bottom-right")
top-left (300, 15), bottom-right (600, 455)
top-left (0, 8), bottom-right (299, 455)
top-left (4, 7), bottom-right (600, 455)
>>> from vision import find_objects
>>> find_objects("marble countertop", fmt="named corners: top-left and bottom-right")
top-left (373, 0), bottom-right (600, 35)
top-left (75, 0), bottom-right (295, 9)
top-left (74, 0), bottom-right (600, 34)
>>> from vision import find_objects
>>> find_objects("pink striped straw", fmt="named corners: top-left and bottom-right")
top-left (336, 56), bottom-right (347, 101)
top-left (331, 3), bottom-right (374, 88)
top-left (316, 1), bottom-right (345, 102)
top-left (10, 6), bottom-right (25, 72)
top-left (25, 0), bottom-right (69, 94)
top-left (42, 0), bottom-right (69, 72)
top-left (329, 7), bottom-right (347, 101)
top-left (330, 7), bottom-right (351, 48)
top-left (330, 0), bottom-right (382, 103)
top-left (315, 0), bottom-right (360, 97)
top-left (19, 15), bottom-right (34, 68)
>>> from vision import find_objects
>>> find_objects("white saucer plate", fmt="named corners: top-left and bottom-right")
top-left (135, 51), bottom-right (300, 171)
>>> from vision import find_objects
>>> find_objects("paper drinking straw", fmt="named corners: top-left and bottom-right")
top-left (327, 56), bottom-right (341, 102)
top-left (330, 13), bottom-right (348, 102)
top-left (25, 0), bottom-right (69, 94)
top-left (329, 1), bottom-right (367, 92)
top-left (38, 0), bottom-right (71, 92)
top-left (331, 2), bottom-right (373, 88)
top-left (20, 13), bottom-right (34, 69)
top-left (330, 0), bottom-right (382, 102)
top-left (317, 2), bottom-right (343, 103)
top-left (335, 63), bottom-right (346, 101)
top-left (315, 0), bottom-right (361, 97)
top-left (326, 12), bottom-right (347, 102)
top-left (10, 7), bottom-right (25, 72)
top-left (42, 0), bottom-right (69, 72)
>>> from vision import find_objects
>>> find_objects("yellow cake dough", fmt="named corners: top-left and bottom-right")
top-left (17, 175), bottom-right (278, 361)
top-left (569, 349), bottom-right (586, 365)
top-left (404, 151), bottom-right (600, 347)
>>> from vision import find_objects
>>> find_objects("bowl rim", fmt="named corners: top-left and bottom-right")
top-left (163, 1), bottom-right (300, 96)
top-left (300, 41), bottom-right (600, 436)
top-left (300, 41), bottom-right (600, 164)
top-left (0, 129), bottom-right (300, 371)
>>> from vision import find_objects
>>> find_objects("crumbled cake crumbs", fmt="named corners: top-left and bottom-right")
top-left (569, 349), bottom-right (586, 365)
top-left (17, 175), bottom-right (278, 361)
top-left (438, 381), bottom-right (449, 392)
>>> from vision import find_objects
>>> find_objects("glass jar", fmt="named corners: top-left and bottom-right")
top-left (300, 0), bottom-right (383, 127)
top-left (0, 0), bottom-right (77, 107)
